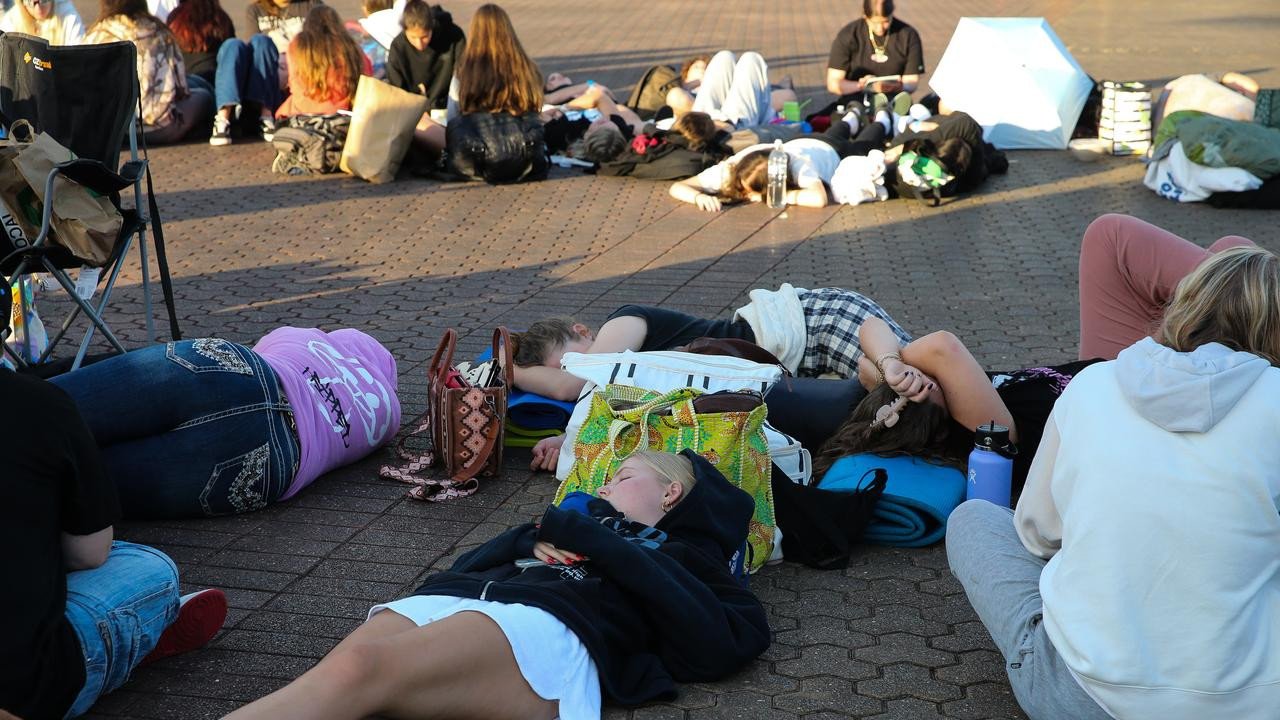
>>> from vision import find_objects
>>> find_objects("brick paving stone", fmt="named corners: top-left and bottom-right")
top-left (867, 697), bottom-right (950, 720)
top-left (56, 0), bottom-right (1280, 717)
top-left (687, 690), bottom-right (796, 720)
top-left (847, 605), bottom-right (950, 639)
top-left (931, 620), bottom-right (1007, 655)
top-left (773, 615), bottom-right (877, 650)
top-left (942, 682), bottom-right (1028, 720)
top-left (855, 633), bottom-right (957, 669)
top-left (774, 644), bottom-right (878, 682)
top-left (856, 663), bottom-right (964, 703)
top-left (935, 650), bottom-right (1011, 688)
top-left (773, 676), bottom-right (883, 716)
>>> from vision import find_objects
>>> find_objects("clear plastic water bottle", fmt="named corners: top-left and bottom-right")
top-left (966, 422), bottom-right (1014, 507)
top-left (766, 140), bottom-right (788, 208)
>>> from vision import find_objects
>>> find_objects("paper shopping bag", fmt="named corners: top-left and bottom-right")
top-left (339, 76), bottom-right (427, 183)
top-left (9, 131), bottom-right (120, 267)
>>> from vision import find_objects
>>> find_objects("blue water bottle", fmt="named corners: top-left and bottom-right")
top-left (966, 422), bottom-right (1015, 507)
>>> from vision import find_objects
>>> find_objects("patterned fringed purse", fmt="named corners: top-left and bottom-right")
top-left (380, 328), bottom-right (511, 501)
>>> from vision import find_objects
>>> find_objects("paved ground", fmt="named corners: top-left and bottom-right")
top-left (47, 0), bottom-right (1280, 718)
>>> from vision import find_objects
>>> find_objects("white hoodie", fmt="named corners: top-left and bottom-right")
top-left (1015, 338), bottom-right (1280, 720)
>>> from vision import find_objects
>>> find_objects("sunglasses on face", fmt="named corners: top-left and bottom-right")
top-left (23, 0), bottom-right (54, 7)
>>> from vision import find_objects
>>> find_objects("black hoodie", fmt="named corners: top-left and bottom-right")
top-left (411, 450), bottom-right (771, 704)
top-left (386, 6), bottom-right (466, 110)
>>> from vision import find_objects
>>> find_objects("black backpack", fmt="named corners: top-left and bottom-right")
top-left (626, 64), bottom-right (682, 119)
top-left (271, 114), bottom-right (351, 175)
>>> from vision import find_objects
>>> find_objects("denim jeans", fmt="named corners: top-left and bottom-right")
top-left (50, 339), bottom-right (300, 519)
top-left (945, 501), bottom-right (1112, 720)
top-left (214, 34), bottom-right (284, 113)
top-left (64, 541), bottom-right (179, 718)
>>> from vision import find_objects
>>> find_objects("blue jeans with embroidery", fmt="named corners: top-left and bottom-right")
top-left (64, 541), bottom-right (180, 718)
top-left (50, 340), bottom-right (300, 519)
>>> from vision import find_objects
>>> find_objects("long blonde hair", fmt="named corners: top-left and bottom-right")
top-left (630, 451), bottom-right (697, 505)
top-left (12, 0), bottom-right (76, 42)
top-left (1160, 246), bottom-right (1280, 366)
top-left (456, 3), bottom-right (542, 115)
top-left (291, 5), bottom-right (363, 105)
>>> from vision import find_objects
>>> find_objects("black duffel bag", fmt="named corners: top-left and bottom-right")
top-left (445, 111), bottom-right (548, 184)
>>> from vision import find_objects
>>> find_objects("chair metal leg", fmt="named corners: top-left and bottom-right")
top-left (39, 300), bottom-right (79, 362)
top-left (39, 258), bottom-right (127, 362)
top-left (69, 248), bottom-right (135, 368)
top-left (136, 225), bottom-right (155, 343)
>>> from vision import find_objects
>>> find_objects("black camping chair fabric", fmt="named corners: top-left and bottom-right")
top-left (0, 33), bottom-right (182, 370)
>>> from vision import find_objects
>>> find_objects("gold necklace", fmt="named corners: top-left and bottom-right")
top-left (868, 22), bottom-right (889, 63)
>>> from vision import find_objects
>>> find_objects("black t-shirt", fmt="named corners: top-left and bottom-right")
top-left (890, 112), bottom-right (990, 193)
top-left (608, 114), bottom-right (634, 141)
top-left (607, 305), bottom-right (755, 351)
top-left (827, 18), bottom-right (925, 82)
top-left (385, 18), bottom-right (467, 110)
top-left (0, 370), bottom-right (120, 719)
top-left (946, 359), bottom-right (1102, 500)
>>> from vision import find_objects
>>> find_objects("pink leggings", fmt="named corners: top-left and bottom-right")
top-left (1078, 214), bottom-right (1256, 360)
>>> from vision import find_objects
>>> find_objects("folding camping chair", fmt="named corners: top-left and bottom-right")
top-left (0, 32), bottom-right (181, 370)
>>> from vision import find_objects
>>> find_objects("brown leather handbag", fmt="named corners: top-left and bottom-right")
top-left (379, 327), bottom-right (513, 501)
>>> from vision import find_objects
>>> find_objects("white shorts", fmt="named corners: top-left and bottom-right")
top-left (368, 595), bottom-right (602, 720)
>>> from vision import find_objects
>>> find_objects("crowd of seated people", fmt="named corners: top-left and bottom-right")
top-left (22, 0), bottom-right (1014, 204)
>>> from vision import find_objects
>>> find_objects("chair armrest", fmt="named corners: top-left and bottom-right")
top-left (55, 158), bottom-right (143, 195)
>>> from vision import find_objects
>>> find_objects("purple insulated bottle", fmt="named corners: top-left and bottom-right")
top-left (966, 422), bottom-right (1014, 507)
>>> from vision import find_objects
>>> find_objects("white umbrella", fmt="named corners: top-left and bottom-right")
top-left (930, 17), bottom-right (1093, 150)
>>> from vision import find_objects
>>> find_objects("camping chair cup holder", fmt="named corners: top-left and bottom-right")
top-left (0, 32), bottom-right (181, 370)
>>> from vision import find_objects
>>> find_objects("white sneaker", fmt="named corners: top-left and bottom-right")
top-left (260, 116), bottom-right (277, 142)
top-left (209, 115), bottom-right (232, 146)
top-left (841, 111), bottom-right (861, 134)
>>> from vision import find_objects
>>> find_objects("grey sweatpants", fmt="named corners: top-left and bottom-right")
top-left (945, 500), bottom-right (1114, 720)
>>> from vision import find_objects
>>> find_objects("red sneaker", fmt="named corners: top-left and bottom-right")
top-left (140, 588), bottom-right (228, 666)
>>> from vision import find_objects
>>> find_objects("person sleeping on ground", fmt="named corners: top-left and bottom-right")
top-left (815, 316), bottom-right (1099, 503)
top-left (47, 328), bottom-right (400, 520)
top-left (668, 112), bottom-right (891, 211)
top-left (510, 286), bottom-right (908, 470)
top-left (224, 450), bottom-right (770, 720)
top-left (511, 286), bottom-right (909, 402)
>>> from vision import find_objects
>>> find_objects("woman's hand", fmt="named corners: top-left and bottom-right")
top-left (530, 435), bottom-right (566, 472)
top-left (694, 193), bottom-right (723, 212)
top-left (533, 540), bottom-right (586, 565)
top-left (882, 357), bottom-right (937, 403)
